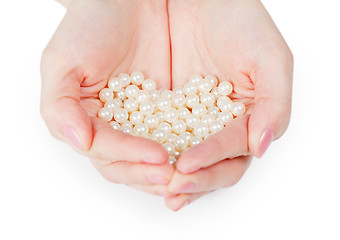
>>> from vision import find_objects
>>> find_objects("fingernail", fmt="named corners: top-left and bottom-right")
top-left (258, 129), bottom-right (274, 157)
top-left (177, 200), bottom-right (190, 211)
top-left (63, 125), bottom-right (82, 150)
top-left (147, 175), bottom-right (168, 185)
top-left (175, 182), bottom-right (195, 193)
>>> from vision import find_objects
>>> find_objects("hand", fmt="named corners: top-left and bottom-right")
top-left (165, 0), bottom-right (293, 210)
top-left (40, 0), bottom-right (175, 196)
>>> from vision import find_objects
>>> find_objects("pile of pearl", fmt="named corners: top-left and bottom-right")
top-left (98, 72), bottom-right (246, 165)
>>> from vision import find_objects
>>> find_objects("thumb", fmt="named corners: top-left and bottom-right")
top-left (40, 50), bottom-right (93, 152)
top-left (248, 52), bottom-right (293, 157)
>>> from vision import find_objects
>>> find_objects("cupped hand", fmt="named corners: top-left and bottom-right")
top-left (165, 0), bottom-right (293, 210)
top-left (40, 0), bottom-right (175, 196)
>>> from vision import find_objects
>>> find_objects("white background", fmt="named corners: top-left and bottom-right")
top-left (1, 0), bottom-right (339, 239)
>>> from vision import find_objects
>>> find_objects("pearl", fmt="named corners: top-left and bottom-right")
top-left (230, 102), bottom-right (246, 116)
top-left (200, 92), bottom-right (216, 107)
top-left (180, 132), bottom-right (192, 142)
top-left (163, 142), bottom-right (176, 156)
top-left (134, 123), bottom-right (149, 137)
top-left (118, 73), bottom-right (131, 87)
top-left (183, 82), bottom-right (198, 95)
top-left (174, 151), bottom-right (180, 159)
top-left (204, 75), bottom-right (218, 87)
top-left (157, 97), bottom-right (172, 111)
top-left (193, 123), bottom-right (210, 138)
top-left (167, 133), bottom-right (177, 144)
top-left (160, 89), bottom-right (173, 98)
top-left (152, 128), bottom-right (167, 143)
top-left (121, 125), bottom-right (133, 135)
top-left (207, 106), bottom-right (220, 117)
top-left (144, 115), bottom-right (159, 130)
top-left (149, 90), bottom-right (160, 101)
top-left (217, 111), bottom-right (233, 125)
top-left (197, 78), bottom-right (213, 93)
top-left (130, 71), bottom-right (144, 85)
top-left (109, 121), bottom-right (121, 130)
top-left (177, 107), bottom-right (190, 120)
top-left (172, 86), bottom-right (184, 95)
top-left (185, 114), bottom-right (200, 129)
top-left (164, 107), bottom-right (179, 123)
top-left (142, 79), bottom-right (156, 92)
top-left (192, 103), bottom-right (207, 116)
top-left (174, 135), bottom-right (189, 151)
top-left (209, 120), bottom-right (223, 133)
top-left (135, 90), bottom-right (150, 104)
top-left (104, 99), bottom-right (123, 112)
top-left (171, 93), bottom-right (186, 108)
top-left (185, 94), bottom-right (199, 108)
top-left (108, 77), bottom-right (122, 92)
top-left (116, 89), bottom-right (127, 100)
top-left (125, 85), bottom-right (139, 99)
top-left (121, 121), bottom-right (133, 129)
top-left (159, 122), bottom-right (172, 134)
top-left (98, 107), bottom-right (113, 122)
top-left (139, 101), bottom-right (155, 115)
top-left (211, 87), bottom-right (219, 97)
top-left (113, 108), bottom-right (128, 123)
top-left (154, 111), bottom-right (164, 122)
top-left (218, 81), bottom-right (233, 96)
top-left (99, 88), bottom-right (114, 102)
top-left (201, 114), bottom-right (215, 124)
top-left (124, 99), bottom-right (139, 113)
top-left (189, 74), bottom-right (203, 86)
top-left (129, 111), bottom-right (144, 125)
top-left (189, 136), bottom-right (202, 147)
top-left (172, 120), bottom-right (187, 134)
top-left (168, 156), bottom-right (177, 165)
top-left (217, 96), bottom-right (233, 112)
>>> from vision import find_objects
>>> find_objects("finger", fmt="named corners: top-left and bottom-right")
top-left (249, 49), bottom-right (293, 157)
top-left (176, 115), bottom-right (249, 174)
top-left (40, 51), bottom-right (93, 151)
top-left (91, 158), bottom-right (174, 186)
top-left (164, 191), bottom-right (210, 211)
top-left (169, 156), bottom-right (251, 194)
top-left (89, 117), bottom-right (169, 164)
top-left (130, 184), bottom-right (177, 198)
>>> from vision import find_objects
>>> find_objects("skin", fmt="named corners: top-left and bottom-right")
top-left (41, 0), bottom-right (293, 211)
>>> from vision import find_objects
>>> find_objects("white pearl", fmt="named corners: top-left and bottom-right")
top-left (177, 107), bottom-right (190, 120)
top-left (189, 74), bottom-right (203, 86)
top-left (180, 132), bottom-right (192, 142)
top-left (185, 114), bottom-right (200, 129)
top-left (193, 123), bottom-right (210, 138)
top-left (142, 79), bottom-right (156, 92)
top-left (154, 111), bottom-right (164, 122)
top-left (185, 94), bottom-right (199, 108)
top-left (121, 125), bottom-right (133, 135)
top-left (99, 88), bottom-right (114, 103)
top-left (217, 96), bottom-right (233, 112)
top-left (149, 90), bottom-right (160, 101)
top-left (157, 97), bottom-right (172, 111)
top-left (121, 121), bottom-right (133, 129)
top-left (124, 99), bottom-right (139, 113)
top-left (109, 121), bottom-right (121, 130)
top-left (172, 120), bottom-right (187, 134)
top-left (130, 71), bottom-right (144, 85)
top-left (134, 123), bottom-right (149, 137)
top-left (174, 151), bottom-right (180, 159)
top-left (116, 89), bottom-right (127, 100)
top-left (160, 89), bottom-right (173, 98)
top-left (197, 78), bottom-right (213, 93)
top-left (104, 99), bottom-right (122, 112)
top-left (230, 102), bottom-right (246, 116)
top-left (108, 77), bottom-right (122, 92)
top-left (183, 82), bottom-right (198, 95)
top-left (135, 90), bottom-right (150, 104)
top-left (211, 87), bottom-right (219, 97)
top-left (201, 114), bottom-right (215, 124)
top-left (217, 111), bottom-right (233, 125)
top-left (163, 142), bottom-right (176, 156)
top-left (125, 85), bottom-right (139, 99)
top-left (98, 107), bottom-right (113, 122)
top-left (144, 115), bottom-right (159, 130)
top-left (204, 75), bottom-right (218, 87)
top-left (159, 122), bottom-right (172, 134)
top-left (167, 133), bottom-right (177, 144)
top-left (171, 93), bottom-right (186, 108)
top-left (218, 81), bottom-right (233, 96)
top-left (192, 103), bottom-right (207, 116)
top-left (152, 128), bottom-right (167, 143)
top-left (129, 111), bottom-right (144, 125)
top-left (118, 73), bottom-right (131, 87)
top-left (113, 108), bottom-right (128, 123)
top-left (207, 106), bottom-right (220, 117)
top-left (172, 86), bottom-right (184, 95)
top-left (200, 92), bottom-right (216, 107)
top-left (164, 107), bottom-right (179, 123)
top-left (189, 136), bottom-right (202, 147)
top-left (168, 156), bottom-right (177, 165)
top-left (174, 135), bottom-right (189, 151)
top-left (209, 120), bottom-right (223, 133)
top-left (139, 101), bottom-right (155, 115)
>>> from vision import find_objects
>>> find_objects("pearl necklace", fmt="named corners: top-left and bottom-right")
top-left (98, 72), bottom-right (246, 165)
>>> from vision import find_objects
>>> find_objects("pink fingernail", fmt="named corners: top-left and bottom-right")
top-left (63, 125), bottom-right (82, 150)
top-left (176, 182), bottom-right (195, 193)
top-left (147, 175), bottom-right (168, 185)
top-left (177, 200), bottom-right (190, 211)
top-left (258, 129), bottom-right (274, 157)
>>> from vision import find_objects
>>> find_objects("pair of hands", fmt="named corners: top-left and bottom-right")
top-left (40, 0), bottom-right (293, 211)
